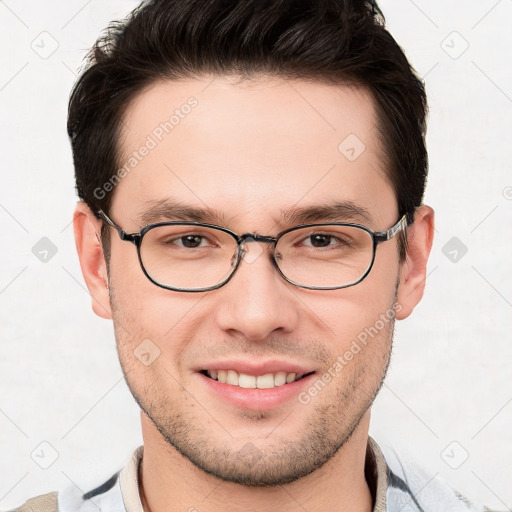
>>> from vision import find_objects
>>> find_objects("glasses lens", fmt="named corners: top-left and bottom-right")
top-left (275, 225), bottom-right (374, 288)
top-left (139, 224), bottom-right (238, 290)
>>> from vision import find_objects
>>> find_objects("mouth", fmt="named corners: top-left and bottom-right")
top-left (200, 369), bottom-right (315, 389)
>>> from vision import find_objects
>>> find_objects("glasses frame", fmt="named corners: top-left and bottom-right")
top-left (97, 210), bottom-right (411, 292)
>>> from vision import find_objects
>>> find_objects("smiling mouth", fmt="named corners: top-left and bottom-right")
top-left (201, 369), bottom-right (315, 389)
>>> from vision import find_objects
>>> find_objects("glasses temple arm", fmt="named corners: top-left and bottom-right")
top-left (374, 213), bottom-right (412, 242)
top-left (97, 209), bottom-right (137, 242)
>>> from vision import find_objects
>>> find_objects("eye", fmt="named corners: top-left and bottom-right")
top-left (304, 234), bottom-right (336, 248)
top-left (174, 234), bottom-right (208, 248)
top-left (162, 233), bottom-right (215, 249)
top-left (299, 232), bottom-right (352, 249)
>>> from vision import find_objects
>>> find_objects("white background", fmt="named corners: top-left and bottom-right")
top-left (0, 0), bottom-right (511, 510)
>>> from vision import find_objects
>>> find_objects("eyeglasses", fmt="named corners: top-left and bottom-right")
top-left (97, 210), bottom-right (409, 292)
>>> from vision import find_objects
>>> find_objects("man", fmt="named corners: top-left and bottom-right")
top-left (10, 1), bottom-right (487, 511)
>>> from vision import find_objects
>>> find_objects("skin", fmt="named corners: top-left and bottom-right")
top-left (74, 76), bottom-right (434, 512)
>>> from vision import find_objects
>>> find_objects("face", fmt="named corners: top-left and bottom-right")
top-left (78, 76), bottom-right (430, 486)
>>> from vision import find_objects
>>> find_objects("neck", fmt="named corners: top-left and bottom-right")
top-left (138, 412), bottom-right (373, 512)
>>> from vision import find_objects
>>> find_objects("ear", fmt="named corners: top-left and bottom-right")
top-left (395, 205), bottom-right (435, 320)
top-left (73, 202), bottom-right (112, 319)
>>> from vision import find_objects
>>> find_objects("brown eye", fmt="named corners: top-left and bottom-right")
top-left (179, 235), bottom-right (204, 248)
top-left (308, 234), bottom-right (333, 247)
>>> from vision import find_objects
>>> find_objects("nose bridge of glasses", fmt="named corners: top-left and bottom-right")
top-left (235, 233), bottom-right (278, 265)
top-left (238, 233), bottom-right (277, 246)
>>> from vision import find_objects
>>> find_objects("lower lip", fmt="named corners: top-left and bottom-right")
top-left (198, 372), bottom-right (316, 410)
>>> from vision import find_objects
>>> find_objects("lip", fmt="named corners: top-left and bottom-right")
top-left (195, 359), bottom-right (312, 376)
top-left (197, 368), bottom-right (316, 411)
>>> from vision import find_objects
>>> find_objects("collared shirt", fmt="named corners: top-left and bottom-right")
top-left (13, 437), bottom-right (487, 512)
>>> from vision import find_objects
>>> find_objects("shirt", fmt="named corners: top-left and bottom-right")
top-left (10, 437), bottom-right (488, 512)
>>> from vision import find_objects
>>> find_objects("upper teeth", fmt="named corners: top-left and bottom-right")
top-left (206, 370), bottom-right (304, 389)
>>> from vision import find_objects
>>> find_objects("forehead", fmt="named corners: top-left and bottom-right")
top-left (113, 76), bottom-right (396, 229)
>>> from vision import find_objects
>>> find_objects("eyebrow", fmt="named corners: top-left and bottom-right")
top-left (137, 198), bottom-right (372, 229)
top-left (138, 198), bottom-right (228, 226)
top-left (279, 201), bottom-right (372, 227)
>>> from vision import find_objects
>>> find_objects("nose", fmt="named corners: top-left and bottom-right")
top-left (214, 241), bottom-right (300, 341)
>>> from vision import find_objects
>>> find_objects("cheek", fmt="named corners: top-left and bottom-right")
top-left (293, 247), bottom-right (400, 369)
top-left (357, 238), bottom-right (401, 307)
top-left (107, 249), bottom-right (209, 367)
top-left (303, 275), bottom-right (399, 345)
top-left (108, 242), bottom-right (174, 331)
